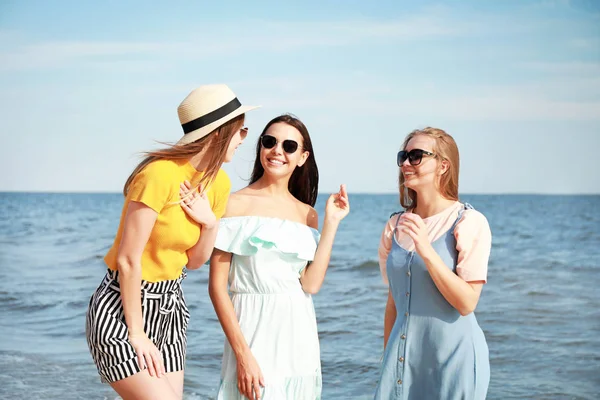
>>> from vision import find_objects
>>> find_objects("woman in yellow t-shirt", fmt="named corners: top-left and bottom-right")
top-left (85, 84), bottom-right (259, 400)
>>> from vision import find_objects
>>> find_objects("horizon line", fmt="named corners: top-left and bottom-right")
top-left (1, 190), bottom-right (599, 196)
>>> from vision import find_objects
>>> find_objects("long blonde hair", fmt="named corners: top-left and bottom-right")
top-left (398, 127), bottom-right (460, 210)
top-left (123, 114), bottom-right (245, 196)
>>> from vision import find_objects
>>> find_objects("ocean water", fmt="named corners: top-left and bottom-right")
top-left (0, 192), bottom-right (599, 400)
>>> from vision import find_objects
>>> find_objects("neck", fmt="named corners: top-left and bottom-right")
top-left (188, 150), bottom-right (211, 172)
top-left (253, 174), bottom-right (292, 198)
top-left (412, 188), bottom-right (456, 218)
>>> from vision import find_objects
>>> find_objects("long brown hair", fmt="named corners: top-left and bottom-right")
top-left (123, 114), bottom-right (245, 196)
top-left (249, 114), bottom-right (319, 206)
top-left (399, 127), bottom-right (460, 210)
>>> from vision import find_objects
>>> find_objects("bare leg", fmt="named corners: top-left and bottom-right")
top-left (110, 369), bottom-right (180, 400)
top-left (164, 370), bottom-right (185, 399)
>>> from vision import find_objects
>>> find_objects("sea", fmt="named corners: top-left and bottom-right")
top-left (0, 192), bottom-right (599, 399)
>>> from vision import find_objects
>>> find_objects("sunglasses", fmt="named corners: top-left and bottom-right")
top-left (397, 149), bottom-right (436, 166)
top-left (260, 134), bottom-right (301, 154)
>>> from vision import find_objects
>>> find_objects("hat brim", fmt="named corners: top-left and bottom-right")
top-left (176, 104), bottom-right (261, 145)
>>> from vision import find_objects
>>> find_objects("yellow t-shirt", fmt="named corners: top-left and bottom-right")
top-left (104, 159), bottom-right (231, 282)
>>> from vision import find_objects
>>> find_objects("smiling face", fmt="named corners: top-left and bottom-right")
top-left (259, 122), bottom-right (309, 178)
top-left (400, 134), bottom-right (443, 191)
top-left (397, 128), bottom-right (460, 209)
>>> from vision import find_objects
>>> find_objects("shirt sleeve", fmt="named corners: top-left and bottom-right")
top-left (127, 161), bottom-right (172, 213)
top-left (210, 169), bottom-right (232, 219)
top-left (454, 209), bottom-right (492, 283)
top-left (378, 215), bottom-right (399, 285)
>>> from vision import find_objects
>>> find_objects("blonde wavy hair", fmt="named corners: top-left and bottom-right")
top-left (398, 127), bottom-right (460, 210)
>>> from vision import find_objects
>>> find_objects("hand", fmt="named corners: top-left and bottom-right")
top-left (399, 213), bottom-right (434, 258)
top-left (237, 350), bottom-right (265, 400)
top-left (324, 184), bottom-right (350, 223)
top-left (128, 331), bottom-right (165, 378)
top-left (180, 180), bottom-right (217, 228)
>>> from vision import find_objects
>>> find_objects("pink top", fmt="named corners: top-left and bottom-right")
top-left (378, 201), bottom-right (492, 285)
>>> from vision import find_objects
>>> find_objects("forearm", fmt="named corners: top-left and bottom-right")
top-left (208, 284), bottom-right (251, 359)
top-left (300, 218), bottom-right (340, 294)
top-left (187, 224), bottom-right (219, 269)
top-left (383, 293), bottom-right (397, 349)
top-left (116, 257), bottom-right (144, 335)
top-left (422, 251), bottom-right (480, 315)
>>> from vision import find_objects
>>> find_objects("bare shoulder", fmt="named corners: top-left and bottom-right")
top-left (223, 188), bottom-right (253, 217)
top-left (298, 201), bottom-right (318, 229)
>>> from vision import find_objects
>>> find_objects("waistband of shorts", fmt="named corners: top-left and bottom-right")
top-left (102, 268), bottom-right (187, 295)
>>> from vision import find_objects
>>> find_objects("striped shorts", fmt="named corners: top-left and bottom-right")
top-left (85, 269), bottom-right (190, 383)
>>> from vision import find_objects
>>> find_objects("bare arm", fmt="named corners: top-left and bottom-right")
top-left (421, 251), bottom-right (484, 316)
top-left (300, 185), bottom-right (350, 294)
top-left (400, 213), bottom-right (484, 316)
top-left (209, 249), bottom-right (264, 399)
top-left (116, 200), bottom-right (165, 377)
top-left (383, 289), bottom-right (397, 349)
top-left (186, 223), bottom-right (218, 269)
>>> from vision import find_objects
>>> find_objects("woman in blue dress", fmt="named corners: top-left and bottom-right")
top-left (375, 127), bottom-right (492, 399)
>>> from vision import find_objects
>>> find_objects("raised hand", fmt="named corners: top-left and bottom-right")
top-left (179, 180), bottom-right (217, 229)
top-left (399, 212), bottom-right (434, 258)
top-left (324, 184), bottom-right (350, 223)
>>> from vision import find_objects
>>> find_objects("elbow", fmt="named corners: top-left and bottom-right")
top-left (301, 283), bottom-right (322, 295)
top-left (208, 281), bottom-right (226, 304)
top-left (186, 251), bottom-right (211, 270)
top-left (457, 302), bottom-right (476, 316)
top-left (116, 255), bottom-right (139, 273)
top-left (186, 260), bottom-right (206, 270)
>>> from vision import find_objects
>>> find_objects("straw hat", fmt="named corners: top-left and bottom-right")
top-left (176, 84), bottom-right (260, 145)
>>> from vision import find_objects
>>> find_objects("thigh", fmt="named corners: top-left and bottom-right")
top-left (110, 369), bottom-right (179, 400)
top-left (164, 370), bottom-right (185, 399)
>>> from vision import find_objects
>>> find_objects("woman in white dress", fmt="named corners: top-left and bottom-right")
top-left (208, 114), bottom-right (350, 399)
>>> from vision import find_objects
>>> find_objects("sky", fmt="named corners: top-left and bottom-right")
top-left (0, 0), bottom-right (599, 194)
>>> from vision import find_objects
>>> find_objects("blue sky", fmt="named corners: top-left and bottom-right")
top-left (1, 0), bottom-right (599, 194)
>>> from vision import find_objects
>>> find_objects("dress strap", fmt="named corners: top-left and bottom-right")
top-left (390, 211), bottom-right (405, 233)
top-left (451, 202), bottom-right (474, 233)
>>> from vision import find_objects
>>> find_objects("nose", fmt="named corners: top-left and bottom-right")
top-left (271, 142), bottom-right (284, 155)
top-left (401, 157), bottom-right (412, 167)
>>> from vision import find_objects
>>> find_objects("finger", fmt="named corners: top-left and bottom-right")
top-left (399, 220), bottom-right (419, 234)
top-left (259, 374), bottom-right (265, 387)
top-left (184, 180), bottom-right (192, 189)
top-left (399, 218), bottom-right (418, 229)
top-left (238, 380), bottom-right (245, 398)
top-left (136, 351), bottom-right (145, 374)
top-left (154, 350), bottom-right (165, 377)
top-left (145, 352), bottom-right (156, 377)
top-left (248, 377), bottom-right (256, 399)
top-left (401, 227), bottom-right (418, 241)
top-left (401, 212), bottom-right (423, 225)
top-left (340, 184), bottom-right (348, 198)
top-left (253, 377), bottom-right (261, 400)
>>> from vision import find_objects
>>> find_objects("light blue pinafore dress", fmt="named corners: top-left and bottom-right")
top-left (374, 204), bottom-right (490, 400)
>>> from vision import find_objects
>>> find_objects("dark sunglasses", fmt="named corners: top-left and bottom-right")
top-left (260, 134), bottom-right (301, 154)
top-left (397, 149), bottom-right (435, 166)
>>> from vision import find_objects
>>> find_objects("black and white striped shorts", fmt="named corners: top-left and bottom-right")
top-left (85, 269), bottom-right (190, 383)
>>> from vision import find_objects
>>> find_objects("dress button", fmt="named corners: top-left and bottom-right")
top-left (399, 357), bottom-right (404, 362)
top-left (406, 292), bottom-right (410, 297)
top-left (401, 334), bottom-right (406, 340)
top-left (405, 312), bottom-right (409, 316)
top-left (397, 379), bottom-right (403, 384)
top-left (407, 271), bottom-right (411, 276)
